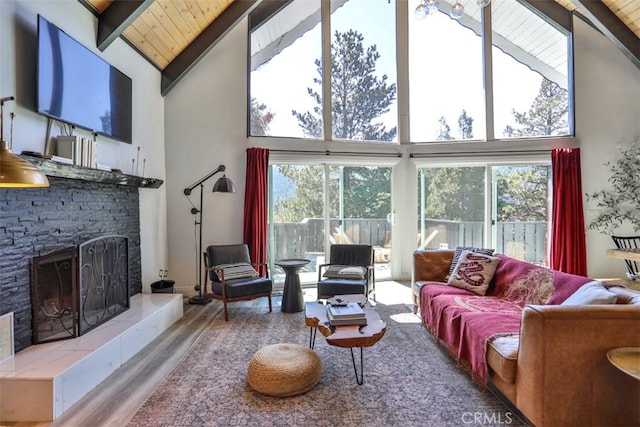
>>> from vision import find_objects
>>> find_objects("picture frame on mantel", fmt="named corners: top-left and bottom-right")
top-left (0, 312), bottom-right (14, 363)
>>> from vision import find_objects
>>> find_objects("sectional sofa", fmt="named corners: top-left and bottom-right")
top-left (412, 248), bottom-right (640, 426)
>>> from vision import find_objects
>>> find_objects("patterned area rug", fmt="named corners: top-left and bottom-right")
top-left (128, 303), bottom-right (524, 427)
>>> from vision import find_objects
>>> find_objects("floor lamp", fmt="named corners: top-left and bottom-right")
top-left (184, 165), bottom-right (236, 305)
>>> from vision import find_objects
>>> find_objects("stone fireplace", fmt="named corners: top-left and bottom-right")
top-left (0, 171), bottom-right (147, 352)
top-left (31, 236), bottom-right (130, 344)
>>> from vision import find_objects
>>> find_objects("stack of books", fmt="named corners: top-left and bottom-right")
top-left (327, 302), bottom-right (367, 326)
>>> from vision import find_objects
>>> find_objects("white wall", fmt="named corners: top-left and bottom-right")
top-left (574, 17), bottom-right (640, 279)
top-left (163, 14), bottom-right (640, 293)
top-left (0, 0), bottom-right (168, 292)
top-left (164, 22), bottom-right (248, 294)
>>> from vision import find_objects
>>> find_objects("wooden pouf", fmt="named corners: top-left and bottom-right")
top-left (247, 343), bottom-right (322, 397)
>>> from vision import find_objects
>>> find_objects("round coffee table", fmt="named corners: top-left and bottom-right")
top-left (275, 259), bottom-right (310, 313)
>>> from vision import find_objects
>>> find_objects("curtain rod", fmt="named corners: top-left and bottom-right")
top-left (409, 149), bottom-right (552, 158)
top-left (269, 149), bottom-right (402, 158)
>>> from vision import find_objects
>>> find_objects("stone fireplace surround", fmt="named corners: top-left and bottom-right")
top-left (0, 176), bottom-right (142, 352)
top-left (0, 170), bottom-right (183, 422)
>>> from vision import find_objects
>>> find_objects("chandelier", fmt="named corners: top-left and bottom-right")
top-left (415, 0), bottom-right (491, 20)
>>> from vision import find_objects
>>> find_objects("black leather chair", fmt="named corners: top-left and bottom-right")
top-left (317, 244), bottom-right (375, 300)
top-left (612, 236), bottom-right (640, 280)
top-left (203, 244), bottom-right (272, 320)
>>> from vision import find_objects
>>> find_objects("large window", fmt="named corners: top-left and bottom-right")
top-left (249, 0), bottom-right (322, 138)
top-left (331, 0), bottom-right (398, 142)
top-left (250, 0), bottom-right (398, 142)
top-left (417, 162), bottom-right (551, 265)
top-left (492, 0), bottom-right (571, 139)
top-left (250, 0), bottom-right (573, 143)
top-left (409, 1), bottom-right (485, 142)
top-left (269, 163), bottom-right (393, 287)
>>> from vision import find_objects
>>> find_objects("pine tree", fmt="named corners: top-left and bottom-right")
top-left (292, 30), bottom-right (397, 141)
top-left (250, 97), bottom-right (274, 136)
top-left (503, 79), bottom-right (568, 137)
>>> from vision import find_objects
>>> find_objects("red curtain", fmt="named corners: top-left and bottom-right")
top-left (550, 147), bottom-right (587, 276)
top-left (243, 148), bottom-right (269, 275)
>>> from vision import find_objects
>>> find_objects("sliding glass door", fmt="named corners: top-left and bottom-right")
top-left (269, 163), bottom-right (392, 288)
top-left (417, 163), bottom-right (551, 265)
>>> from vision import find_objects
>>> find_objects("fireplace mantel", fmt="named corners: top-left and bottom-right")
top-left (20, 154), bottom-right (164, 188)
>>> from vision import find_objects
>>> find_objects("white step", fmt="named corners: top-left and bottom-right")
top-left (0, 293), bottom-right (183, 422)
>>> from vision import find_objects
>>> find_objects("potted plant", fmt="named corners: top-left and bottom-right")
top-left (586, 141), bottom-right (640, 235)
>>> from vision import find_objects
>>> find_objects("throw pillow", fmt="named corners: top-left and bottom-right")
top-left (214, 263), bottom-right (259, 281)
top-left (561, 280), bottom-right (618, 305)
top-left (448, 246), bottom-right (496, 277)
top-left (323, 265), bottom-right (367, 280)
top-left (447, 250), bottom-right (501, 296)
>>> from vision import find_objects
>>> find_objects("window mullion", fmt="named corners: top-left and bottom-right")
top-left (482, 4), bottom-right (494, 142)
top-left (396, 0), bottom-right (410, 144)
top-left (322, 0), bottom-right (332, 141)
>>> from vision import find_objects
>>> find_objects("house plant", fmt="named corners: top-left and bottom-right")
top-left (586, 140), bottom-right (640, 234)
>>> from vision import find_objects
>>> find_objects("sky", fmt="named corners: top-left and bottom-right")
top-left (250, 0), bottom-right (566, 142)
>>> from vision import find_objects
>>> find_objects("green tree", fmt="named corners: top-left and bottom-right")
top-left (421, 167), bottom-right (485, 221)
top-left (273, 165), bottom-right (324, 222)
top-left (274, 166), bottom-right (391, 223)
top-left (458, 109), bottom-right (473, 139)
top-left (292, 30), bottom-right (397, 141)
top-left (436, 116), bottom-right (453, 141)
top-left (503, 78), bottom-right (568, 137)
top-left (496, 166), bottom-right (550, 222)
top-left (340, 167), bottom-right (391, 218)
top-left (250, 97), bottom-right (274, 136)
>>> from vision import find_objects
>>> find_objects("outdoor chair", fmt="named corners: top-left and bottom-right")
top-left (317, 244), bottom-right (375, 300)
top-left (611, 235), bottom-right (640, 281)
top-left (203, 244), bottom-right (273, 321)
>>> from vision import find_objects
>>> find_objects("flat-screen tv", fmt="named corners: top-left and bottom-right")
top-left (37, 15), bottom-right (132, 144)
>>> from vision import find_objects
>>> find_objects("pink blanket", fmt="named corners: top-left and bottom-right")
top-left (420, 255), bottom-right (593, 382)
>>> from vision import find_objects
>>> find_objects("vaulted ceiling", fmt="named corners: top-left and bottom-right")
top-left (80, 0), bottom-right (639, 96)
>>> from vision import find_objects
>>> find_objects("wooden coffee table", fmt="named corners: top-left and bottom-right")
top-left (304, 294), bottom-right (386, 384)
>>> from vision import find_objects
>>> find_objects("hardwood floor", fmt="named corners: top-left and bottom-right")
top-left (3, 281), bottom-right (411, 427)
top-left (5, 297), bottom-right (226, 427)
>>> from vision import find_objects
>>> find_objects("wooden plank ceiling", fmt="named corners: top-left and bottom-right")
top-left (80, 0), bottom-right (639, 96)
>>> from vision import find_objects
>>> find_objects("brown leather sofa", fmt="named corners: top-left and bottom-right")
top-left (413, 249), bottom-right (640, 426)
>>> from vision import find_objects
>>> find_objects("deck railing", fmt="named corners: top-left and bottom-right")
top-left (270, 218), bottom-right (548, 265)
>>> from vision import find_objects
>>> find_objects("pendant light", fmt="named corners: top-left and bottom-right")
top-left (0, 96), bottom-right (49, 188)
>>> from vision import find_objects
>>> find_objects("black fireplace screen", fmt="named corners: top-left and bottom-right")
top-left (78, 236), bottom-right (130, 335)
top-left (32, 246), bottom-right (78, 343)
top-left (31, 235), bottom-right (130, 344)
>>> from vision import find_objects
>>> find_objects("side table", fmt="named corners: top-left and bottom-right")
top-left (607, 347), bottom-right (640, 380)
top-left (276, 259), bottom-right (310, 313)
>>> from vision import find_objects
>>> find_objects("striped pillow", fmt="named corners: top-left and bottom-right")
top-left (448, 246), bottom-right (495, 277)
top-left (214, 263), bottom-right (259, 281)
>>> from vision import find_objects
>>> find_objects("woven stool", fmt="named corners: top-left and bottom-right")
top-left (247, 343), bottom-right (322, 397)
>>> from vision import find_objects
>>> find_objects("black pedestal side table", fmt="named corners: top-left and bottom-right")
top-left (276, 259), bottom-right (310, 313)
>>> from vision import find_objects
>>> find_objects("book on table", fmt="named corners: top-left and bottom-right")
top-left (327, 310), bottom-right (368, 326)
top-left (327, 302), bottom-right (367, 326)
top-left (328, 302), bottom-right (365, 318)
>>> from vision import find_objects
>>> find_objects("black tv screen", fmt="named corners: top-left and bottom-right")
top-left (37, 15), bottom-right (132, 144)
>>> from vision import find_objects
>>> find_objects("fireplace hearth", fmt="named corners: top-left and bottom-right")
top-left (32, 236), bottom-right (130, 344)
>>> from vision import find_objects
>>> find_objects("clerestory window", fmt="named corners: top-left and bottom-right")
top-left (249, 0), bottom-right (573, 143)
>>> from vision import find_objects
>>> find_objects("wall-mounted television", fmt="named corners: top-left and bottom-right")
top-left (37, 15), bottom-right (132, 144)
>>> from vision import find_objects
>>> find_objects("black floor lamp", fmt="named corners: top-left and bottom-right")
top-left (184, 165), bottom-right (236, 305)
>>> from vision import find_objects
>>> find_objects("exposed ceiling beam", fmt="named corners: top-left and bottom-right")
top-left (249, 0), bottom-right (293, 32)
top-left (96, 0), bottom-right (153, 52)
top-left (161, 0), bottom-right (263, 96)
top-left (572, 0), bottom-right (640, 68)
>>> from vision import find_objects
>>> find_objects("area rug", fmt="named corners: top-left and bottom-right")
top-left (128, 303), bottom-right (524, 427)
